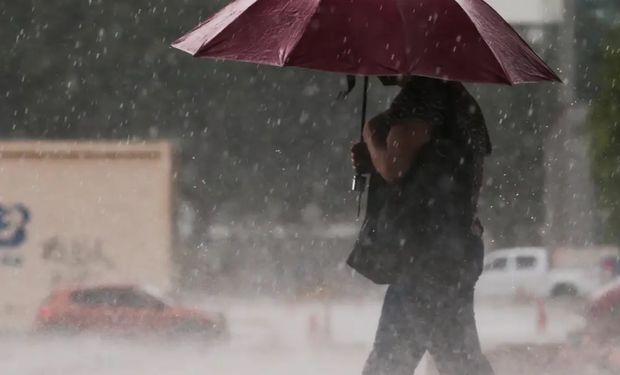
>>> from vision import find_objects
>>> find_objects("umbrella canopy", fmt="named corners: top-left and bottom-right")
top-left (172, 0), bottom-right (560, 84)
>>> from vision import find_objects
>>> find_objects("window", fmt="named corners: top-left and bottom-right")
top-left (71, 288), bottom-right (123, 307)
top-left (115, 290), bottom-right (166, 310)
top-left (484, 257), bottom-right (507, 271)
top-left (516, 256), bottom-right (537, 270)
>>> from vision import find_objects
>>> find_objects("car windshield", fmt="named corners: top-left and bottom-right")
top-left (139, 287), bottom-right (174, 306)
top-left (117, 289), bottom-right (166, 310)
top-left (484, 257), bottom-right (507, 271)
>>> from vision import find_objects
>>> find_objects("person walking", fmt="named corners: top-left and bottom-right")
top-left (350, 76), bottom-right (495, 375)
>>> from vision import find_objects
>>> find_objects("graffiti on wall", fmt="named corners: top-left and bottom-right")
top-left (41, 236), bottom-right (115, 286)
top-left (0, 203), bottom-right (30, 248)
top-left (0, 203), bottom-right (30, 267)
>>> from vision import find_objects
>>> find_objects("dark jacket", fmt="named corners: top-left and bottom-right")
top-left (348, 78), bottom-right (490, 284)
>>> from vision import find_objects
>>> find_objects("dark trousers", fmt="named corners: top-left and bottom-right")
top-left (363, 256), bottom-right (494, 375)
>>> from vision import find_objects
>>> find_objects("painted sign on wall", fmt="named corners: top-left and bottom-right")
top-left (0, 203), bottom-right (30, 249)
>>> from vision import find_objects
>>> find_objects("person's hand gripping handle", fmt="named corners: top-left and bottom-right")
top-left (351, 142), bottom-right (372, 217)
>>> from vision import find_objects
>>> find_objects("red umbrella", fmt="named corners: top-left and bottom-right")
top-left (172, 0), bottom-right (560, 84)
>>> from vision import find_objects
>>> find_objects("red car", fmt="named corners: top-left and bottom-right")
top-left (35, 285), bottom-right (228, 339)
top-left (552, 279), bottom-right (620, 374)
top-left (585, 278), bottom-right (620, 340)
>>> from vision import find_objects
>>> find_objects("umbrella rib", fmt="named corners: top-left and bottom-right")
top-left (282, 0), bottom-right (322, 66)
top-left (471, 0), bottom-right (562, 83)
top-left (451, 0), bottom-right (513, 85)
top-left (394, 2), bottom-right (413, 72)
top-left (172, 0), bottom-right (263, 56)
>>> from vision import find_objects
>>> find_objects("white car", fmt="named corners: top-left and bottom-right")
top-left (475, 247), bottom-right (603, 299)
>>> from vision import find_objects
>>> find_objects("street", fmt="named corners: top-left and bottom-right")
top-left (0, 298), bottom-right (584, 375)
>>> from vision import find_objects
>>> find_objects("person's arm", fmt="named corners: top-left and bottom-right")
top-left (363, 115), bottom-right (432, 184)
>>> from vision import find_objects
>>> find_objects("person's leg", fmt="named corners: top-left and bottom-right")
top-left (428, 286), bottom-right (494, 375)
top-left (363, 284), bottom-right (429, 375)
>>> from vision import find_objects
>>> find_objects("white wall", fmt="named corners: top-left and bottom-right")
top-left (0, 141), bottom-right (174, 329)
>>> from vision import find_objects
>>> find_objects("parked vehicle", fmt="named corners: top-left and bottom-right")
top-left (35, 285), bottom-right (228, 339)
top-left (475, 247), bottom-right (604, 299)
top-left (587, 278), bottom-right (620, 329)
top-left (552, 278), bottom-right (620, 374)
top-left (588, 280), bottom-right (620, 372)
top-left (601, 256), bottom-right (620, 279)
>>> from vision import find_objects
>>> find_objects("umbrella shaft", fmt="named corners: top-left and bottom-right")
top-left (356, 76), bottom-right (370, 218)
top-left (360, 76), bottom-right (369, 141)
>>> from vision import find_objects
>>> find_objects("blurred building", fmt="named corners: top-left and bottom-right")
top-left (0, 141), bottom-right (174, 330)
top-left (486, 0), bottom-right (563, 24)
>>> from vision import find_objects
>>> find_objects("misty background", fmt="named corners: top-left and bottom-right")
top-left (2, 0), bottom-right (620, 295)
